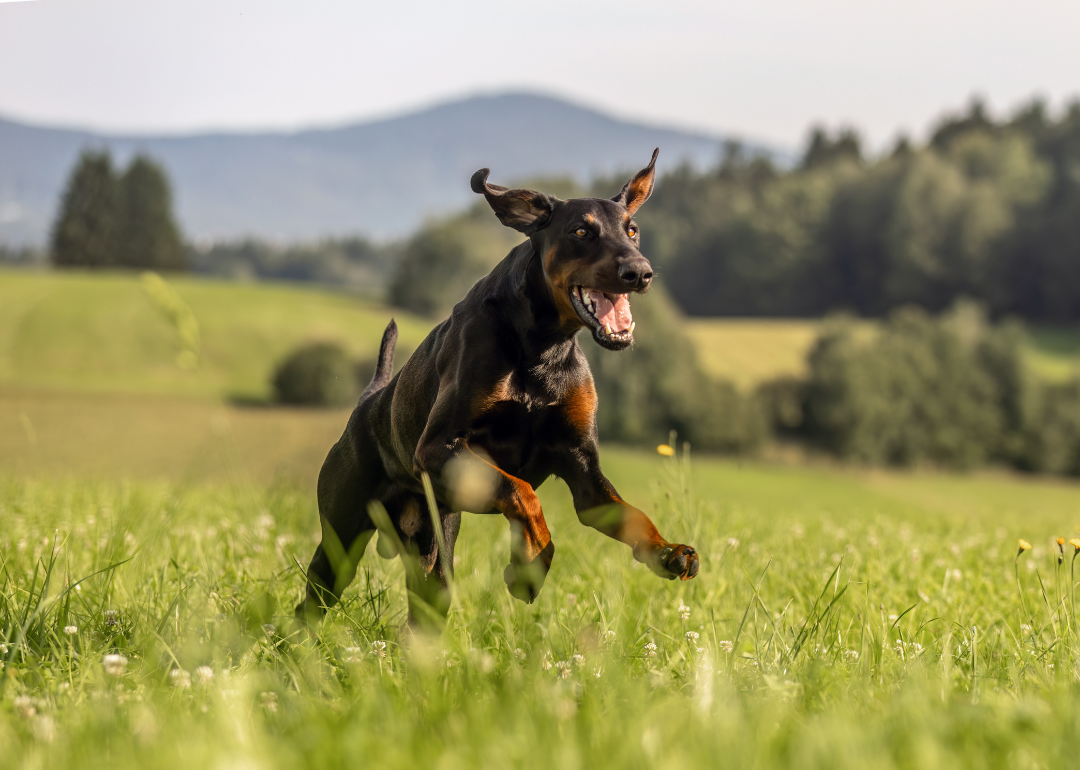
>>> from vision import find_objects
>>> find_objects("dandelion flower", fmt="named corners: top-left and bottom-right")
top-left (63, 625), bottom-right (77, 635)
top-left (656, 444), bottom-right (675, 457)
top-left (1018, 539), bottom-right (1032, 555)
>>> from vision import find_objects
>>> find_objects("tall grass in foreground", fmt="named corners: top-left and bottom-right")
top-left (2, 452), bottom-right (1080, 769)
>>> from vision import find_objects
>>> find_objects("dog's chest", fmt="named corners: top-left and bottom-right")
top-left (467, 367), bottom-right (573, 474)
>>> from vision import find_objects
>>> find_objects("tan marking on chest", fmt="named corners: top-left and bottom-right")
top-left (562, 379), bottom-right (597, 433)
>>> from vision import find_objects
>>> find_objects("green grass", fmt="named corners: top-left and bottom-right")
top-left (4, 451), bottom-right (1080, 768)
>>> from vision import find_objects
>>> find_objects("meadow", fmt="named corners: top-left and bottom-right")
top-left (5, 268), bottom-right (1080, 769)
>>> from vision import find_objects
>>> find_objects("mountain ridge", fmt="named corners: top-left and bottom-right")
top-left (0, 92), bottom-right (774, 246)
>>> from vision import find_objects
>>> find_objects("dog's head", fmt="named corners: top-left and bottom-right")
top-left (471, 149), bottom-right (658, 351)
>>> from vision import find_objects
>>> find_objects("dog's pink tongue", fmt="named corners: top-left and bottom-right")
top-left (586, 290), bottom-right (633, 332)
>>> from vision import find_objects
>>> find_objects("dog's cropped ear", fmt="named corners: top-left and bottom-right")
top-left (471, 169), bottom-right (557, 235)
top-left (612, 148), bottom-right (659, 216)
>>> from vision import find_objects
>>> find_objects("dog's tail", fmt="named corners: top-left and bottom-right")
top-left (360, 319), bottom-right (397, 402)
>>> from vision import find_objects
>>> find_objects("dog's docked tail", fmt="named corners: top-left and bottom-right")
top-left (360, 320), bottom-right (397, 402)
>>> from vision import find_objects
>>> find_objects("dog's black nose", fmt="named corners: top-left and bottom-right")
top-left (618, 258), bottom-right (653, 291)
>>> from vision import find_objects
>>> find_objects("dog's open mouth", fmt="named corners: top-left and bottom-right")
top-left (570, 286), bottom-right (634, 350)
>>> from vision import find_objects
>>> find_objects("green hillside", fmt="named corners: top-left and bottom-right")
top-left (4, 269), bottom-right (1080, 406)
top-left (0, 269), bottom-right (433, 401)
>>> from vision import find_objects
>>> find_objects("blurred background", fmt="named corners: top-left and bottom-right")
top-left (3, 0), bottom-right (1080, 482)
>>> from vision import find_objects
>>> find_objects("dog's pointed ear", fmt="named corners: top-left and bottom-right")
top-left (612, 148), bottom-right (659, 216)
top-left (471, 169), bottom-right (557, 235)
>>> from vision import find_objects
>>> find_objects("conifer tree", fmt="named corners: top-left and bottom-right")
top-left (116, 155), bottom-right (185, 270)
top-left (50, 150), bottom-right (119, 268)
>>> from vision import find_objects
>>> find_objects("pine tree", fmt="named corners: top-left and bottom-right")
top-left (50, 150), bottom-right (119, 268)
top-left (116, 155), bottom-right (185, 270)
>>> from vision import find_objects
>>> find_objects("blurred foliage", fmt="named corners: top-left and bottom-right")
top-left (272, 341), bottom-right (360, 407)
top-left (756, 301), bottom-right (1080, 473)
top-left (51, 151), bottom-right (185, 271)
top-left (641, 97), bottom-right (1080, 321)
top-left (188, 237), bottom-right (397, 295)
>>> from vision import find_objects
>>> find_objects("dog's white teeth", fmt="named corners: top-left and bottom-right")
top-left (629, 322), bottom-right (635, 334)
top-left (605, 324), bottom-right (612, 336)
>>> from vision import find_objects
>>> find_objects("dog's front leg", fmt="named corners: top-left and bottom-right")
top-left (561, 444), bottom-right (699, 581)
top-left (413, 399), bottom-right (554, 602)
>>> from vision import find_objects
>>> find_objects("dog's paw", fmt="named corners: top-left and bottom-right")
top-left (503, 540), bottom-right (555, 603)
top-left (646, 543), bottom-right (699, 581)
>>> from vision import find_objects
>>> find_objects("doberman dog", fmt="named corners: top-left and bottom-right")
top-left (296, 149), bottom-right (699, 626)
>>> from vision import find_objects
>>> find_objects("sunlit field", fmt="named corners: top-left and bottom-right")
top-left (6, 268), bottom-right (1080, 768)
top-left (6, 450), bottom-right (1080, 768)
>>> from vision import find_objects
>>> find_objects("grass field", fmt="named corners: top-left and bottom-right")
top-left (7, 267), bottom-right (1080, 768)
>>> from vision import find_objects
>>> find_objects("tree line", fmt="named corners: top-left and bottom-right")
top-left (642, 98), bottom-right (1080, 322)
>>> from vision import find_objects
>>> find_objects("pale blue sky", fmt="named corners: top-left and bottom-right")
top-left (1, 0), bottom-right (1077, 149)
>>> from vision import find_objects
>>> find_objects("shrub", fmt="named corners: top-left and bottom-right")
top-left (272, 342), bottom-right (358, 407)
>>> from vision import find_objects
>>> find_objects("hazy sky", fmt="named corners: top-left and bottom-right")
top-left (1, 0), bottom-right (1077, 149)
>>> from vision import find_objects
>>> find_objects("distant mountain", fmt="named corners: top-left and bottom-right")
top-left (0, 92), bottom-right (774, 246)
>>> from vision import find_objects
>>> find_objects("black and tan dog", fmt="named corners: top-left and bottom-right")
top-left (296, 149), bottom-right (699, 625)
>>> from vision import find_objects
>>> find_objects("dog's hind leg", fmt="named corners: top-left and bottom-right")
top-left (400, 499), bottom-right (461, 631)
top-left (295, 441), bottom-right (382, 621)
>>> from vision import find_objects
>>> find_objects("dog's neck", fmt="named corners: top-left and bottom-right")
top-left (481, 241), bottom-right (581, 363)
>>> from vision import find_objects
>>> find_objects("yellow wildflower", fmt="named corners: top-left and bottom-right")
top-left (656, 444), bottom-right (675, 457)
top-left (1069, 538), bottom-right (1080, 552)
top-left (1017, 539), bottom-right (1032, 555)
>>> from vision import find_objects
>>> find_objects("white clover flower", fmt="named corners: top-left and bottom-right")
top-left (344, 646), bottom-right (363, 663)
top-left (696, 647), bottom-right (706, 655)
top-left (727, 538), bottom-right (740, 549)
top-left (370, 640), bottom-right (387, 658)
top-left (102, 653), bottom-right (128, 676)
top-left (260, 692), bottom-right (278, 713)
top-left (949, 568), bottom-right (963, 582)
top-left (169, 669), bottom-right (191, 688)
top-left (0, 643), bottom-right (8, 654)
top-left (555, 661), bottom-right (572, 679)
top-left (14, 696), bottom-right (36, 717)
top-left (262, 623), bottom-right (276, 634)
top-left (602, 630), bottom-right (616, 644)
top-left (571, 654), bottom-right (585, 667)
top-left (514, 648), bottom-right (527, 662)
top-left (718, 640), bottom-right (733, 653)
top-left (843, 649), bottom-right (860, 661)
top-left (678, 602), bottom-right (691, 622)
top-left (63, 625), bottom-right (78, 635)
top-left (685, 631), bottom-right (700, 643)
top-left (644, 642), bottom-right (658, 658)
top-left (541, 652), bottom-right (553, 671)
top-left (195, 666), bottom-right (214, 685)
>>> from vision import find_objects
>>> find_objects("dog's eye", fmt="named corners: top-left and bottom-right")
top-left (628, 226), bottom-right (638, 237)
top-left (574, 227), bottom-right (588, 238)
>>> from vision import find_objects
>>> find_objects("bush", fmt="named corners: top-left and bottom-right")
top-left (801, 307), bottom-right (1002, 468)
top-left (272, 342), bottom-right (359, 407)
